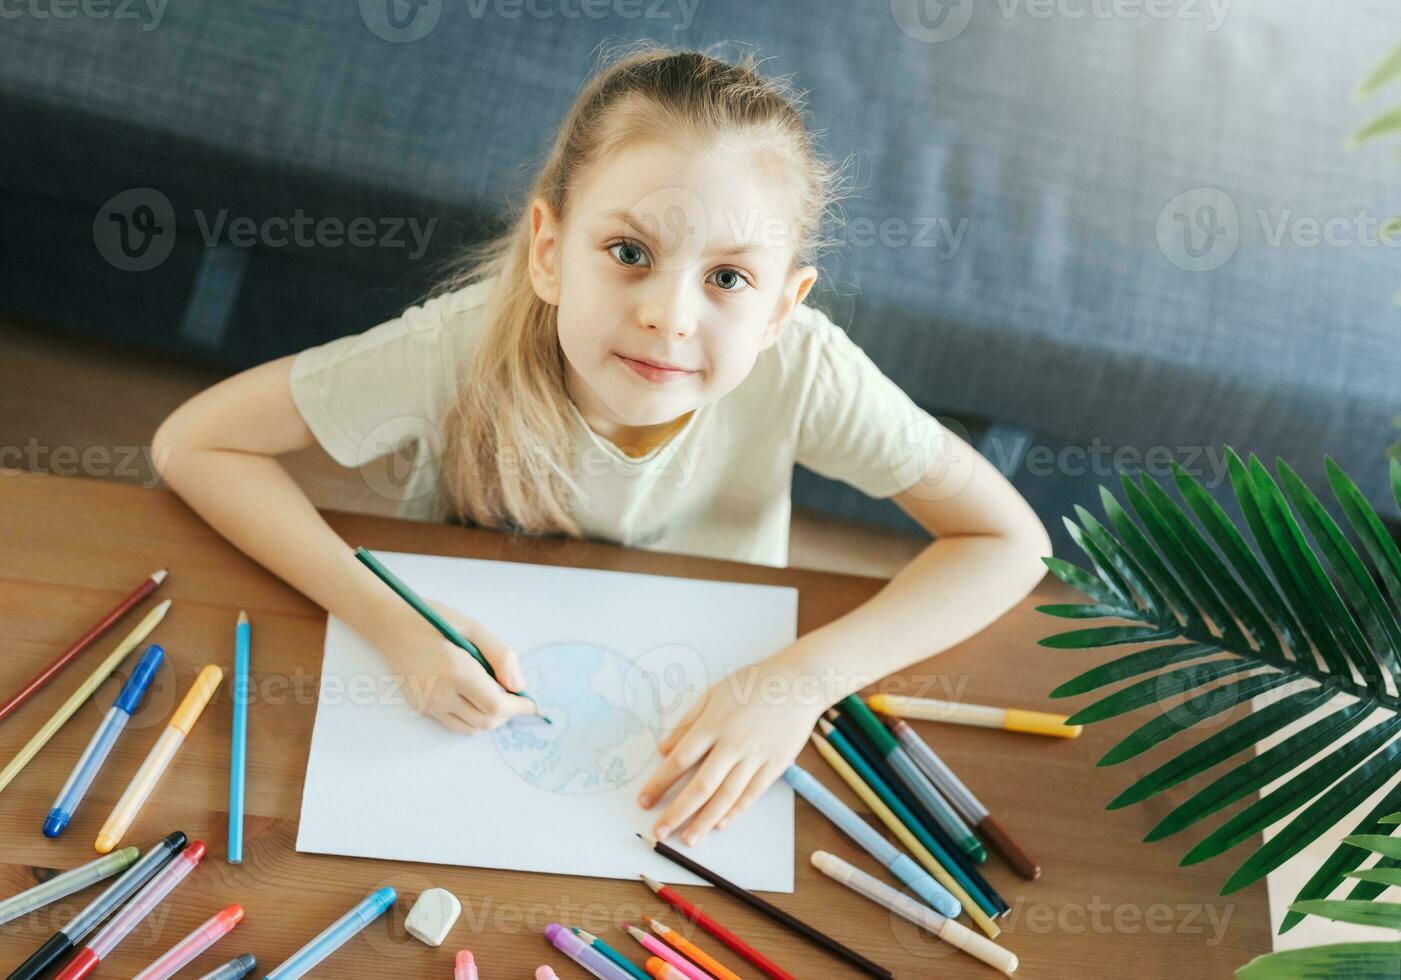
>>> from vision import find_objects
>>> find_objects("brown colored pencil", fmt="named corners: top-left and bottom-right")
top-left (0, 568), bottom-right (167, 723)
top-left (636, 834), bottom-right (893, 979)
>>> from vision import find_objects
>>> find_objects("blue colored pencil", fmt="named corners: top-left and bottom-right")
top-left (228, 611), bottom-right (250, 863)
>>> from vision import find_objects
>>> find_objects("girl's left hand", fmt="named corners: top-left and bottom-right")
top-left (636, 658), bottom-right (827, 847)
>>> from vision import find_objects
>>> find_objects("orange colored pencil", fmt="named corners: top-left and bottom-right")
top-left (643, 915), bottom-right (742, 980)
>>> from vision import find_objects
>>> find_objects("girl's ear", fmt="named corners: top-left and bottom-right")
top-left (761, 264), bottom-right (818, 349)
top-left (528, 197), bottom-right (563, 306)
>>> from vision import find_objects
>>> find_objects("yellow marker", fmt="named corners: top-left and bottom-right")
top-left (867, 694), bottom-right (1081, 738)
top-left (810, 731), bottom-right (1000, 939)
top-left (96, 663), bottom-right (222, 853)
top-left (0, 600), bottom-right (172, 795)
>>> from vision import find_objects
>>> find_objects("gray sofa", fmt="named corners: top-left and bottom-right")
top-left (3, 0), bottom-right (1399, 554)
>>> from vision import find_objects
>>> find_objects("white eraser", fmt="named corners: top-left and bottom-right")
top-left (405, 888), bottom-right (461, 947)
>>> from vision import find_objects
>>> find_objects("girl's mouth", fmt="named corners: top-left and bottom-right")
top-left (616, 353), bottom-right (698, 384)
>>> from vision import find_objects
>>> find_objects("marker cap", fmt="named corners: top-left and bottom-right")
top-left (115, 646), bottom-right (165, 715)
top-left (170, 665), bottom-right (223, 734)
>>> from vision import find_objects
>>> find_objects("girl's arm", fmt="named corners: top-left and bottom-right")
top-left (638, 426), bottom-right (1052, 843)
top-left (150, 356), bottom-right (534, 732)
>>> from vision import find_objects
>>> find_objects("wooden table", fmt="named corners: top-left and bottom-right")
top-left (0, 471), bottom-right (1270, 977)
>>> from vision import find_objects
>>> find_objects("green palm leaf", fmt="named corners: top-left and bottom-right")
top-left (1038, 447), bottom-right (1401, 930)
top-left (1238, 826), bottom-right (1401, 976)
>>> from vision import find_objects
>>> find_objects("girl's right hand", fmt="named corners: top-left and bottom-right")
top-left (372, 599), bottom-right (539, 734)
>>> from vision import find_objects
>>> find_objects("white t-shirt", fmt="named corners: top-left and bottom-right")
top-left (288, 277), bottom-right (944, 567)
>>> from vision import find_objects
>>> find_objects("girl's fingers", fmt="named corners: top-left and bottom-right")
top-left (651, 749), bottom-right (736, 842)
top-left (717, 761), bottom-right (783, 830)
top-left (657, 697), bottom-right (704, 756)
top-left (468, 623), bottom-right (525, 692)
top-left (679, 758), bottom-right (761, 846)
top-left (457, 682), bottom-right (534, 726)
top-left (437, 710), bottom-right (483, 736)
top-left (424, 599), bottom-right (525, 691)
top-left (638, 728), bottom-right (712, 810)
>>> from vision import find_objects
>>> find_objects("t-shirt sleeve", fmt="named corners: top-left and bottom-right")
top-left (794, 308), bottom-right (947, 499)
top-left (287, 292), bottom-right (465, 468)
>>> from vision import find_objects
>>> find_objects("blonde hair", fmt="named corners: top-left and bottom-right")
top-left (436, 40), bottom-right (847, 538)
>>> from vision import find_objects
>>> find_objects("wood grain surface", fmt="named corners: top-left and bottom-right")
top-left (0, 471), bottom-right (1270, 978)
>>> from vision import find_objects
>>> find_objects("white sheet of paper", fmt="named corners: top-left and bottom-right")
top-left (296, 551), bottom-right (798, 892)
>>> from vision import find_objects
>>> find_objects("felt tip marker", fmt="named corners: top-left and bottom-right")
top-left (264, 886), bottom-right (396, 978)
top-left (0, 848), bottom-right (139, 927)
top-left (8, 832), bottom-right (186, 980)
top-left (55, 840), bottom-right (207, 979)
top-left (191, 952), bottom-right (257, 980)
top-left (133, 904), bottom-right (245, 979)
top-left (97, 664), bottom-right (222, 853)
top-left (45, 644), bottom-right (164, 837)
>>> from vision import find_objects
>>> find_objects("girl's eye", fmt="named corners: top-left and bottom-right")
top-left (608, 239), bottom-right (752, 293)
top-left (709, 268), bottom-right (751, 293)
top-left (608, 240), bottom-right (650, 268)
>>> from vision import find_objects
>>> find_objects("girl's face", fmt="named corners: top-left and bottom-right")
top-left (528, 139), bottom-right (818, 433)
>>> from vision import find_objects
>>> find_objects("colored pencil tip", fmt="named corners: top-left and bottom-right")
top-left (154, 598), bottom-right (173, 614)
top-left (645, 915), bottom-right (669, 935)
top-left (823, 707), bottom-right (840, 721)
top-left (576, 928), bottom-right (597, 942)
top-left (237, 610), bottom-right (248, 625)
top-left (639, 873), bottom-right (662, 892)
top-left (816, 718), bottom-right (835, 735)
top-left (637, 833), bottom-right (657, 847)
top-left (151, 568), bottom-right (169, 584)
top-left (624, 923), bottom-right (646, 940)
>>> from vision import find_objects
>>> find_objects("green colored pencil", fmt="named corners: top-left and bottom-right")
top-left (353, 546), bottom-right (551, 724)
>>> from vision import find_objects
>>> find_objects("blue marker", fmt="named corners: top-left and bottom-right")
top-left (263, 886), bottom-right (396, 978)
top-left (228, 611), bottom-right (250, 863)
top-left (784, 763), bottom-right (961, 918)
top-left (43, 645), bottom-right (164, 838)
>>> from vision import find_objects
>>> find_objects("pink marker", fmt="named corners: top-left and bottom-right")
top-left (535, 968), bottom-right (560, 980)
top-left (624, 923), bottom-right (715, 980)
top-left (54, 841), bottom-right (207, 979)
top-left (455, 949), bottom-right (478, 980)
top-left (133, 903), bottom-right (245, 979)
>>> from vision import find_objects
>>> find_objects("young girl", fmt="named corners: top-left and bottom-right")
top-left (152, 44), bottom-right (1051, 852)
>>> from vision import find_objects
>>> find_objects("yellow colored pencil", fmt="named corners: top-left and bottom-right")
top-left (810, 731), bottom-right (1000, 939)
top-left (0, 600), bottom-right (172, 795)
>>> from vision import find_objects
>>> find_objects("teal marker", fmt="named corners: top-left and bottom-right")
top-left (841, 695), bottom-right (987, 864)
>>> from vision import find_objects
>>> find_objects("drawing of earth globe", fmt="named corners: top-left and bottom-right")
top-left (491, 642), bottom-right (659, 795)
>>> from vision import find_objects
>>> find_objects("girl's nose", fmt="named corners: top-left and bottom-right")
top-left (640, 273), bottom-right (699, 339)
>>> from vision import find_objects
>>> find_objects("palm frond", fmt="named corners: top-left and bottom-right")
top-left (1235, 824), bottom-right (1401, 977)
top-left (1037, 449), bottom-right (1401, 925)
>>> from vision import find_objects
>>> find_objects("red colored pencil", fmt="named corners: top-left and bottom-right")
top-left (0, 568), bottom-right (168, 723)
top-left (639, 874), bottom-right (795, 980)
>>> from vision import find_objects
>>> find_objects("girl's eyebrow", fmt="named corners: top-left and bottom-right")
top-left (602, 208), bottom-right (768, 258)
